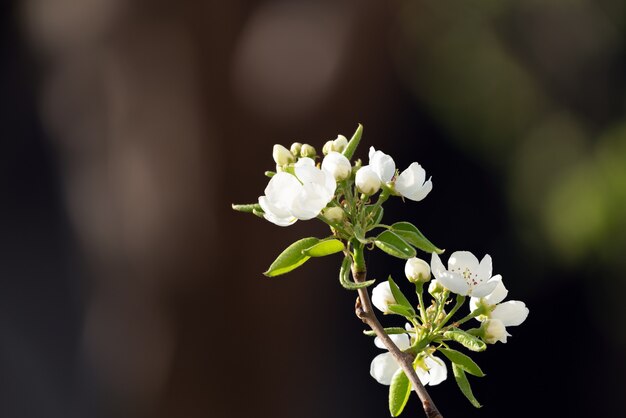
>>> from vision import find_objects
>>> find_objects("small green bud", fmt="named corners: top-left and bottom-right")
top-left (323, 207), bottom-right (345, 223)
top-left (290, 142), bottom-right (302, 157)
top-left (273, 144), bottom-right (295, 166)
top-left (428, 279), bottom-right (445, 296)
top-left (301, 144), bottom-right (316, 158)
top-left (322, 140), bottom-right (334, 156)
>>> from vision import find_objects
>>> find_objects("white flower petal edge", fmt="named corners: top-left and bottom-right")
top-left (416, 355), bottom-right (447, 386)
top-left (396, 162), bottom-right (433, 202)
top-left (371, 282), bottom-right (396, 313)
top-left (370, 352), bottom-right (400, 385)
top-left (491, 301), bottom-right (529, 327)
top-left (374, 334), bottom-right (411, 351)
top-left (321, 151), bottom-right (351, 181)
top-left (258, 172), bottom-right (301, 226)
top-left (368, 146), bottom-right (396, 183)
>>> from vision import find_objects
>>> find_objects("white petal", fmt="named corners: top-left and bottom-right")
top-left (258, 196), bottom-right (296, 226)
top-left (295, 160), bottom-right (325, 186)
top-left (437, 272), bottom-right (471, 296)
top-left (258, 173), bottom-right (302, 226)
top-left (483, 275), bottom-right (507, 305)
top-left (369, 148), bottom-right (396, 183)
top-left (395, 163), bottom-right (432, 201)
top-left (484, 319), bottom-right (510, 344)
top-left (430, 253), bottom-right (447, 280)
top-left (424, 356), bottom-right (447, 386)
top-left (470, 279), bottom-right (498, 298)
top-left (491, 301), bottom-right (529, 327)
top-left (475, 254), bottom-right (493, 284)
top-left (374, 333), bottom-right (411, 351)
top-left (448, 251), bottom-right (480, 276)
top-left (371, 282), bottom-right (396, 313)
top-left (370, 352), bottom-right (400, 385)
top-left (415, 364), bottom-right (431, 386)
top-left (321, 152), bottom-right (351, 181)
top-left (355, 166), bottom-right (381, 194)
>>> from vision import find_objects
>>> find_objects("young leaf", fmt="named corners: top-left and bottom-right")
top-left (232, 203), bottom-right (262, 213)
top-left (387, 304), bottom-right (416, 318)
top-left (342, 123), bottom-right (363, 160)
top-left (444, 328), bottom-right (487, 352)
top-left (388, 276), bottom-right (415, 313)
top-left (339, 255), bottom-right (374, 289)
top-left (452, 363), bottom-right (482, 408)
top-left (438, 348), bottom-right (485, 377)
top-left (303, 239), bottom-right (345, 257)
top-left (389, 368), bottom-right (412, 417)
top-left (390, 222), bottom-right (443, 254)
top-left (264, 237), bottom-right (320, 277)
top-left (363, 327), bottom-right (408, 337)
top-left (375, 231), bottom-right (416, 259)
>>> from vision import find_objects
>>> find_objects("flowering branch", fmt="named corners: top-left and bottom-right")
top-left (353, 266), bottom-right (443, 418)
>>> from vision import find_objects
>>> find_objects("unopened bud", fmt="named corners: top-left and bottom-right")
top-left (300, 144), bottom-right (316, 158)
top-left (322, 152), bottom-right (351, 181)
top-left (371, 282), bottom-right (396, 314)
top-left (405, 257), bottom-right (431, 283)
top-left (323, 207), bottom-right (345, 223)
top-left (355, 166), bottom-right (381, 195)
top-left (273, 144), bottom-right (295, 166)
top-left (428, 279), bottom-right (445, 296)
top-left (332, 135), bottom-right (348, 153)
top-left (290, 142), bottom-right (302, 157)
top-left (322, 140), bottom-right (334, 156)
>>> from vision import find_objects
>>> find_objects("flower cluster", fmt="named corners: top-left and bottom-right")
top-left (233, 125), bottom-right (529, 417)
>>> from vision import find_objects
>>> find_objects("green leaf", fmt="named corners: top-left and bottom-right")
top-left (342, 123), bottom-right (363, 160)
top-left (363, 327), bottom-right (408, 337)
top-left (374, 231), bottom-right (416, 259)
top-left (438, 348), bottom-right (485, 377)
top-left (232, 203), bottom-right (262, 213)
top-left (444, 328), bottom-right (487, 352)
top-left (452, 363), bottom-right (482, 408)
top-left (264, 237), bottom-right (320, 277)
top-left (388, 276), bottom-right (415, 313)
top-left (364, 205), bottom-right (384, 228)
top-left (390, 222), bottom-right (444, 254)
top-left (387, 304), bottom-right (416, 318)
top-left (339, 255), bottom-right (374, 290)
top-left (302, 239), bottom-right (345, 257)
top-left (389, 368), bottom-right (412, 417)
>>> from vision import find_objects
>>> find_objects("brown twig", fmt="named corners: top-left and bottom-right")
top-left (353, 267), bottom-right (443, 418)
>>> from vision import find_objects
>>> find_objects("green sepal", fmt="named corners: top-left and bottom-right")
top-left (264, 237), bottom-right (320, 277)
top-left (438, 348), bottom-right (485, 377)
top-left (452, 363), bottom-right (482, 408)
top-left (388, 276), bottom-right (415, 314)
top-left (387, 304), bottom-right (416, 318)
top-left (339, 255), bottom-right (374, 290)
top-left (302, 239), bottom-right (345, 257)
top-left (252, 209), bottom-right (265, 218)
top-left (375, 231), bottom-right (416, 259)
top-left (444, 328), bottom-right (487, 352)
top-left (363, 327), bottom-right (408, 337)
top-left (232, 203), bottom-right (262, 213)
top-left (342, 124), bottom-right (363, 160)
top-left (389, 368), bottom-right (412, 417)
top-left (264, 171), bottom-right (275, 178)
top-left (390, 222), bottom-right (443, 254)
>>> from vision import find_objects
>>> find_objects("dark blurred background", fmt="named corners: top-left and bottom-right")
top-left (1, 1), bottom-right (625, 417)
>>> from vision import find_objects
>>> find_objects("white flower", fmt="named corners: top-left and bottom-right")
top-left (395, 162), bottom-right (433, 202)
top-left (272, 144), bottom-right (295, 166)
top-left (368, 147), bottom-right (396, 183)
top-left (430, 251), bottom-right (500, 297)
top-left (469, 277), bottom-right (529, 343)
top-left (405, 257), bottom-right (431, 283)
top-left (482, 319), bottom-right (510, 344)
top-left (321, 151), bottom-right (352, 181)
top-left (371, 282), bottom-right (396, 313)
top-left (370, 334), bottom-right (447, 386)
top-left (258, 158), bottom-right (336, 226)
top-left (355, 166), bottom-right (382, 194)
top-left (333, 135), bottom-right (348, 152)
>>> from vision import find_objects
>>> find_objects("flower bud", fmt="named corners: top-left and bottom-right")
top-left (482, 319), bottom-right (510, 344)
top-left (332, 135), bottom-right (348, 152)
top-left (290, 142), bottom-right (302, 157)
top-left (371, 282), bottom-right (396, 314)
top-left (273, 144), bottom-right (295, 166)
top-left (322, 151), bottom-right (352, 181)
top-left (322, 140), bottom-right (334, 155)
top-left (355, 166), bottom-right (381, 195)
top-left (323, 207), bottom-right (345, 223)
top-left (300, 144), bottom-right (316, 158)
top-left (405, 257), bottom-right (431, 283)
top-left (428, 279), bottom-right (445, 297)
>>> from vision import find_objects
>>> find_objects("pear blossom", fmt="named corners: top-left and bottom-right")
top-left (430, 251), bottom-right (500, 297)
top-left (300, 144), bottom-right (316, 158)
top-left (482, 319), bottom-right (510, 344)
top-left (469, 277), bottom-right (529, 343)
top-left (272, 144), bottom-right (295, 166)
top-left (368, 147), bottom-right (396, 183)
top-left (333, 135), bottom-right (348, 152)
top-left (322, 206), bottom-right (345, 223)
top-left (355, 166), bottom-right (382, 194)
top-left (405, 257), bottom-right (431, 283)
top-left (395, 162), bottom-right (433, 202)
top-left (258, 158), bottom-right (336, 226)
top-left (370, 333), bottom-right (447, 386)
top-left (321, 151), bottom-right (352, 181)
top-left (371, 281), bottom-right (396, 314)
